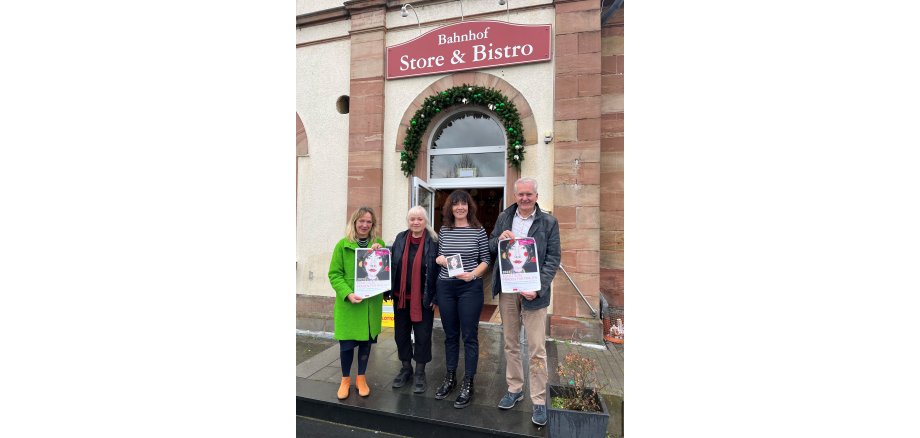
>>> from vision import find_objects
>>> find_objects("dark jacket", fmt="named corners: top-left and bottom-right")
top-left (389, 230), bottom-right (440, 308)
top-left (489, 202), bottom-right (561, 310)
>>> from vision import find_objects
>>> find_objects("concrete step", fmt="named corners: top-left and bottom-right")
top-left (296, 415), bottom-right (409, 438)
top-left (297, 378), bottom-right (542, 438)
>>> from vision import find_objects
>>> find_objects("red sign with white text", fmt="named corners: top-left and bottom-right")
top-left (386, 20), bottom-right (552, 80)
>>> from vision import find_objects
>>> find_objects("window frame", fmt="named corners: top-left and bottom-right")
top-left (426, 107), bottom-right (507, 189)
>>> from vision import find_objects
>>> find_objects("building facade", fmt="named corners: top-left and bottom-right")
top-left (296, 0), bottom-right (623, 331)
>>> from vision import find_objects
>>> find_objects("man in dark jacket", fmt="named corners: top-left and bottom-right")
top-left (489, 177), bottom-right (561, 426)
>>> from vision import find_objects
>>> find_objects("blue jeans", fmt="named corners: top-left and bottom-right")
top-left (437, 278), bottom-right (484, 378)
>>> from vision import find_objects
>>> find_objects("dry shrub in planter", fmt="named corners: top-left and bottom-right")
top-left (554, 350), bottom-right (603, 411)
top-left (547, 349), bottom-right (610, 438)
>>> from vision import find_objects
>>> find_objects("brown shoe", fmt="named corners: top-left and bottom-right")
top-left (337, 376), bottom-right (351, 400)
top-left (355, 375), bottom-right (370, 397)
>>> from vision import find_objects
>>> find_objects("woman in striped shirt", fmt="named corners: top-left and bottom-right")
top-left (432, 190), bottom-right (491, 409)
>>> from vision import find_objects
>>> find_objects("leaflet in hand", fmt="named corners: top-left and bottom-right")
top-left (446, 254), bottom-right (464, 277)
top-left (354, 248), bottom-right (391, 298)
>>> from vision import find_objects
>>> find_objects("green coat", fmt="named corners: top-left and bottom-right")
top-left (328, 237), bottom-right (387, 341)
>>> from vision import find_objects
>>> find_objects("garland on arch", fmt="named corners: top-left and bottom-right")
top-left (400, 84), bottom-right (526, 177)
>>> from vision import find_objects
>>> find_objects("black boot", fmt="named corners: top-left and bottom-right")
top-left (434, 370), bottom-right (457, 400)
top-left (413, 362), bottom-right (427, 394)
top-left (392, 361), bottom-right (413, 388)
top-left (412, 372), bottom-right (427, 393)
top-left (453, 376), bottom-right (474, 408)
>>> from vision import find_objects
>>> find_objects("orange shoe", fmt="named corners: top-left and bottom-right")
top-left (355, 375), bottom-right (370, 397)
top-left (337, 376), bottom-right (351, 400)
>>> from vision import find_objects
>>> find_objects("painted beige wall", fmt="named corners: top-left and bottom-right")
top-left (297, 38), bottom-right (351, 297)
top-left (386, 0), bottom-right (551, 27)
top-left (296, 0), bottom-right (345, 17)
top-left (296, 16), bottom-right (349, 46)
top-left (382, 6), bottom-right (557, 243)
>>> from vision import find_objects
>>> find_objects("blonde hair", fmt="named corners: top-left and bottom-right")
top-left (344, 206), bottom-right (379, 242)
top-left (406, 205), bottom-right (438, 241)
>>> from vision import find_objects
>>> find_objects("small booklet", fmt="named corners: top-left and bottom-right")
top-left (446, 254), bottom-right (464, 277)
top-left (498, 237), bottom-right (541, 293)
top-left (354, 248), bottom-right (391, 299)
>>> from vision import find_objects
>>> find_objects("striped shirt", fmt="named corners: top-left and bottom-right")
top-left (437, 226), bottom-right (491, 279)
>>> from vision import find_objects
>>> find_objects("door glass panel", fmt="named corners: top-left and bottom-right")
top-left (431, 111), bottom-right (505, 150)
top-left (412, 177), bottom-right (436, 224)
top-left (418, 186), bottom-right (434, 222)
top-left (430, 152), bottom-right (505, 179)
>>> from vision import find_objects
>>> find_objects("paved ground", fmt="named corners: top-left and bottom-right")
top-left (296, 333), bottom-right (335, 364)
top-left (297, 318), bottom-right (624, 437)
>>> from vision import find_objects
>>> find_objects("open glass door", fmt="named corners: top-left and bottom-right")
top-left (412, 177), bottom-right (436, 224)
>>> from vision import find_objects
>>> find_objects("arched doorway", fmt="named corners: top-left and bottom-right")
top-left (402, 74), bottom-right (539, 322)
top-left (412, 107), bottom-right (506, 319)
top-left (427, 108), bottom-right (506, 231)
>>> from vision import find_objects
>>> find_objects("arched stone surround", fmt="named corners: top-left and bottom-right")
top-left (395, 72), bottom-right (539, 207)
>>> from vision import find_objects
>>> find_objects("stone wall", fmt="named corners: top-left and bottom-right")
top-left (553, 0), bottom-right (602, 318)
top-left (600, 6), bottom-right (624, 308)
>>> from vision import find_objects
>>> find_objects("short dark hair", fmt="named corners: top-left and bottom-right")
top-left (441, 190), bottom-right (482, 229)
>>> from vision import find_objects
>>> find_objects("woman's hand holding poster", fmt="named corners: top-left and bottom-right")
top-left (498, 237), bottom-right (540, 293)
top-left (446, 254), bottom-right (464, 277)
top-left (354, 248), bottom-right (391, 298)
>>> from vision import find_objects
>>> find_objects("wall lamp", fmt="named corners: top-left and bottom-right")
top-left (458, 0), bottom-right (465, 21)
top-left (499, 0), bottom-right (510, 22)
top-left (400, 3), bottom-right (421, 34)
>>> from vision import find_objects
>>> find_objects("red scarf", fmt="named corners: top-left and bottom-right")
top-left (399, 233), bottom-right (425, 322)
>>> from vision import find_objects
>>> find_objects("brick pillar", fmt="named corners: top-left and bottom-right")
top-left (345, 0), bottom-right (387, 225)
top-left (553, 0), bottom-right (602, 318)
top-left (601, 7), bottom-right (624, 308)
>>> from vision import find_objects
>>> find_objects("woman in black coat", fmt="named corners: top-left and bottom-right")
top-left (375, 205), bottom-right (439, 393)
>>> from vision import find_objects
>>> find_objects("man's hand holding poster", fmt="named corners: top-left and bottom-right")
top-left (498, 237), bottom-right (540, 293)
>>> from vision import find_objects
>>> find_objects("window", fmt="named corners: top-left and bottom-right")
top-left (427, 109), bottom-right (506, 187)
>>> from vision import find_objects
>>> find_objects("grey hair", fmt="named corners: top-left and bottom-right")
top-left (406, 205), bottom-right (438, 241)
top-left (514, 177), bottom-right (538, 195)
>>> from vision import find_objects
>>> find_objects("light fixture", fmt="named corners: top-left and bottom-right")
top-left (499, 0), bottom-right (510, 22)
top-left (401, 3), bottom-right (421, 34)
top-left (458, 0), bottom-right (465, 22)
top-left (543, 131), bottom-right (553, 144)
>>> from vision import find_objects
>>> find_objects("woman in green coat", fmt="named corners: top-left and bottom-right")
top-left (328, 206), bottom-right (387, 400)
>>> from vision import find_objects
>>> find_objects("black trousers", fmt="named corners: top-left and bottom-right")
top-left (437, 278), bottom-right (484, 378)
top-left (393, 303), bottom-right (434, 364)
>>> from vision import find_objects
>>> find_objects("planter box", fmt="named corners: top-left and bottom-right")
top-left (547, 384), bottom-right (610, 438)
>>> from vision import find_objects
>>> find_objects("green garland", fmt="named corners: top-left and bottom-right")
top-left (400, 84), bottom-right (525, 177)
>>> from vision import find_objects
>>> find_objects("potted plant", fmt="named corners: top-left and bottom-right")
top-left (547, 349), bottom-right (610, 438)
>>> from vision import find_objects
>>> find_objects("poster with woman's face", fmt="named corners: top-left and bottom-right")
top-left (498, 237), bottom-right (541, 293)
top-left (354, 248), bottom-right (391, 298)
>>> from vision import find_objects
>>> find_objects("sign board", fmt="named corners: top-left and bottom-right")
top-left (382, 298), bottom-right (394, 328)
top-left (386, 20), bottom-right (552, 80)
